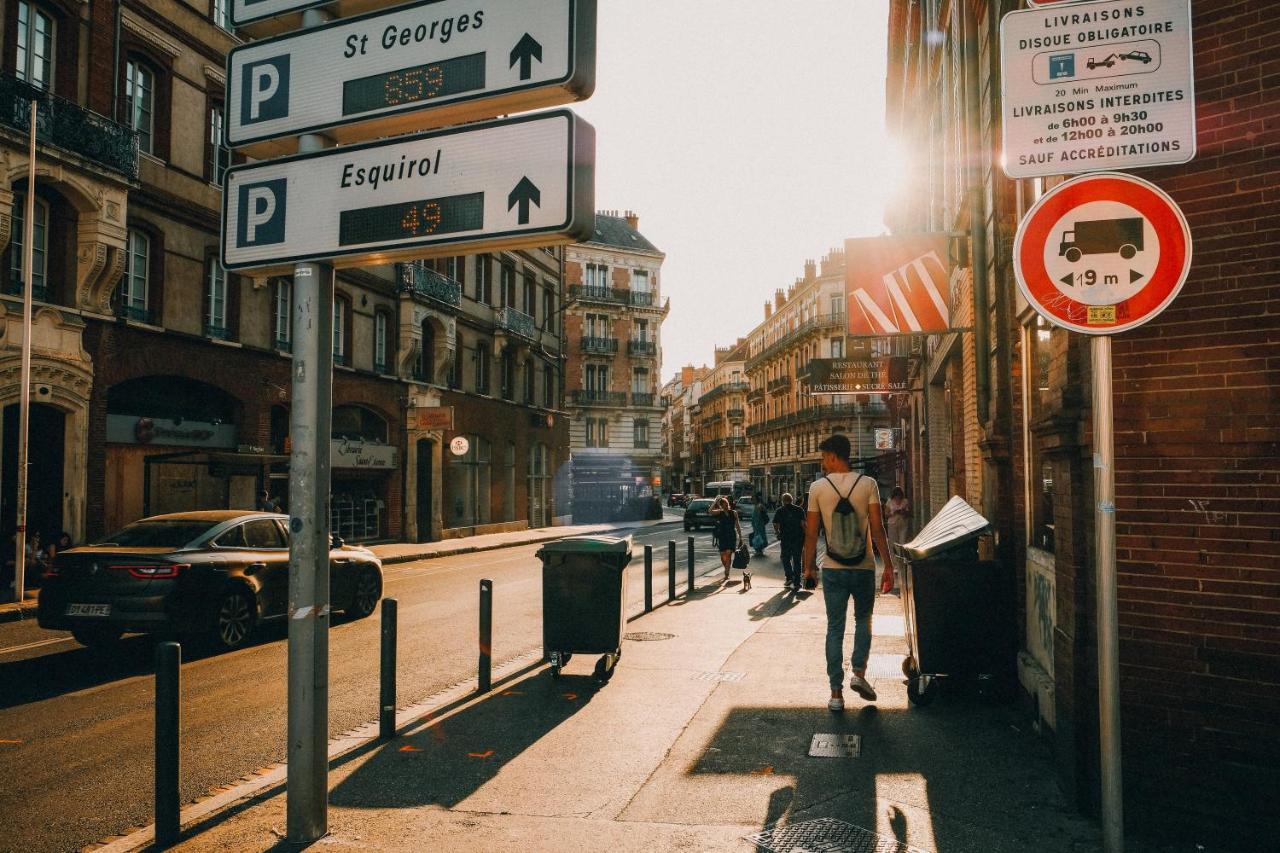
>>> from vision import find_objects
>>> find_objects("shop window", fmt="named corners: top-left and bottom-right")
top-left (528, 443), bottom-right (549, 527)
top-left (118, 227), bottom-right (151, 322)
top-left (125, 59), bottom-right (155, 154)
top-left (504, 442), bottom-right (516, 521)
top-left (274, 278), bottom-right (291, 350)
top-left (474, 342), bottom-right (490, 394)
top-left (332, 404), bottom-right (387, 442)
top-left (16, 2), bottom-right (54, 89)
top-left (8, 194), bottom-right (48, 301)
top-left (207, 101), bottom-right (229, 184)
top-left (447, 435), bottom-right (491, 527)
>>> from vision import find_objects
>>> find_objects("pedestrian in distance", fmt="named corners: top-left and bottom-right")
top-left (885, 486), bottom-right (911, 593)
top-left (710, 496), bottom-right (749, 587)
top-left (803, 433), bottom-right (892, 712)
top-left (258, 489), bottom-right (280, 512)
top-left (750, 498), bottom-right (770, 556)
top-left (772, 492), bottom-right (807, 591)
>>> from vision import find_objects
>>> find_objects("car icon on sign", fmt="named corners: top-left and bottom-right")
top-left (1119, 51), bottom-right (1152, 64)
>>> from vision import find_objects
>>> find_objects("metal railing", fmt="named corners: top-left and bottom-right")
top-left (727, 408), bottom-right (745, 420)
top-left (496, 306), bottom-right (537, 340)
top-left (698, 380), bottom-right (750, 405)
top-left (581, 336), bottom-right (619, 354)
top-left (570, 389), bottom-right (627, 406)
top-left (632, 392), bottom-right (657, 408)
top-left (629, 291), bottom-right (654, 307)
top-left (768, 376), bottom-right (793, 393)
top-left (745, 403), bottom-right (884, 436)
top-left (628, 339), bottom-right (656, 357)
top-left (0, 71), bottom-right (140, 180)
top-left (3, 278), bottom-right (49, 302)
top-left (116, 304), bottom-right (154, 324)
top-left (397, 261), bottom-right (461, 310)
top-left (567, 284), bottom-right (628, 305)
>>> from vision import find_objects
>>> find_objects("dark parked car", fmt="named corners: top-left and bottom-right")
top-left (37, 511), bottom-right (383, 651)
top-left (667, 493), bottom-right (687, 507)
top-left (683, 498), bottom-right (717, 531)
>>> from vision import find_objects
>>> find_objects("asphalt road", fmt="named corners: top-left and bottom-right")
top-left (0, 521), bottom-right (735, 853)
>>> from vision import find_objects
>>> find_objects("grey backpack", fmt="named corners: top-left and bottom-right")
top-left (823, 474), bottom-right (866, 563)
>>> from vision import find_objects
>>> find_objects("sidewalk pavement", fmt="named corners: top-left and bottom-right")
top-left (149, 547), bottom-right (1103, 853)
top-left (0, 513), bottom-right (685, 624)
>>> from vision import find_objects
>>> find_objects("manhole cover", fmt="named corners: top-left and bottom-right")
top-left (693, 670), bottom-right (746, 682)
top-left (808, 733), bottom-right (861, 758)
top-left (624, 632), bottom-right (675, 641)
top-left (746, 818), bottom-right (923, 852)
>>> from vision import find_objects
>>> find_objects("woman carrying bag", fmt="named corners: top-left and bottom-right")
top-left (711, 497), bottom-right (752, 589)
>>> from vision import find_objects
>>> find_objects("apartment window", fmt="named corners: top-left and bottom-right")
top-left (500, 263), bottom-right (515, 307)
top-left (632, 367), bottom-right (649, 394)
top-left (1027, 315), bottom-right (1061, 553)
top-left (634, 319), bottom-right (649, 342)
top-left (585, 263), bottom-right (608, 290)
top-left (586, 418), bottom-right (608, 448)
top-left (543, 288), bottom-right (555, 333)
top-left (474, 255), bottom-right (492, 303)
top-left (523, 273), bottom-right (536, 319)
top-left (829, 294), bottom-right (845, 317)
top-left (374, 311), bottom-right (389, 373)
top-left (449, 336), bottom-right (462, 388)
top-left (9, 194), bottom-right (48, 298)
top-left (474, 342), bottom-right (490, 393)
top-left (543, 364), bottom-right (555, 407)
top-left (585, 364), bottom-right (608, 394)
top-left (829, 336), bottom-right (844, 358)
top-left (417, 320), bottom-right (435, 381)
top-left (274, 279), bottom-right (291, 349)
top-left (445, 256), bottom-right (465, 285)
top-left (632, 270), bottom-right (650, 293)
top-left (16, 2), bottom-right (54, 89)
top-left (204, 257), bottom-right (228, 339)
top-left (208, 103), bottom-right (229, 184)
top-left (125, 60), bottom-right (155, 154)
top-left (500, 350), bottom-right (515, 400)
top-left (211, 0), bottom-right (232, 29)
top-left (332, 297), bottom-right (349, 365)
top-left (120, 227), bottom-right (150, 319)
top-left (634, 419), bottom-right (649, 449)
top-left (523, 359), bottom-right (535, 403)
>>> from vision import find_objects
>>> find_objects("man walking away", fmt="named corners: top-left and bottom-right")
top-left (803, 434), bottom-right (891, 712)
top-left (772, 493), bottom-right (806, 591)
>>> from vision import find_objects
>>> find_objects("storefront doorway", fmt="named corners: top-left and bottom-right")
top-left (1, 402), bottom-right (65, 541)
top-left (416, 438), bottom-right (433, 542)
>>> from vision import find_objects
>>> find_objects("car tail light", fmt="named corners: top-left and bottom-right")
top-left (113, 563), bottom-right (190, 579)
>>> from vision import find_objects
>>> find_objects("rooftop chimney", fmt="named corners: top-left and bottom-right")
top-left (775, 288), bottom-right (786, 310)
top-left (624, 210), bottom-right (639, 230)
top-left (682, 365), bottom-right (694, 386)
top-left (764, 301), bottom-right (773, 319)
top-left (804, 259), bottom-right (816, 281)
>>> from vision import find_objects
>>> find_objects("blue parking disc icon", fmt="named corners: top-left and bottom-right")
top-left (1049, 54), bottom-right (1075, 80)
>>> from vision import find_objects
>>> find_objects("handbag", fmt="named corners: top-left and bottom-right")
top-left (732, 517), bottom-right (750, 568)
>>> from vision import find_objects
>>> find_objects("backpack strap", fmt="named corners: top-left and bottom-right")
top-left (824, 473), bottom-right (862, 501)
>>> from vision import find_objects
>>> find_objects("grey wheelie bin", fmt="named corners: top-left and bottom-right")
top-left (893, 496), bottom-right (1015, 706)
top-left (536, 535), bottom-right (633, 681)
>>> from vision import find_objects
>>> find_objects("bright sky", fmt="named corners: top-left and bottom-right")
top-left (572, 1), bottom-right (898, 383)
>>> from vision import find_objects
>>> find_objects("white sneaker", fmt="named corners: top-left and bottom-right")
top-left (849, 674), bottom-right (877, 702)
top-left (827, 695), bottom-right (845, 712)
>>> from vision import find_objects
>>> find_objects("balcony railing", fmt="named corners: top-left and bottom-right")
top-left (568, 284), bottom-right (627, 305)
top-left (3, 278), bottom-right (49, 302)
top-left (0, 72), bottom-right (140, 181)
top-left (727, 408), bottom-right (745, 420)
top-left (745, 403), bottom-right (886, 436)
top-left (746, 387), bottom-right (764, 403)
top-left (581, 336), bottom-right (618, 354)
top-left (631, 392), bottom-right (657, 408)
top-left (397, 261), bottom-right (461, 310)
top-left (570, 389), bottom-right (627, 407)
top-left (768, 376), bottom-right (793, 393)
top-left (698, 380), bottom-right (750, 405)
top-left (628, 339), bottom-right (656, 357)
top-left (629, 290), bottom-right (654, 307)
top-left (116, 304), bottom-right (154, 324)
top-left (496, 306), bottom-right (537, 340)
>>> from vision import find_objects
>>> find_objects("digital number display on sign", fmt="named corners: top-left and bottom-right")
top-left (338, 192), bottom-right (483, 246)
top-left (342, 53), bottom-right (486, 116)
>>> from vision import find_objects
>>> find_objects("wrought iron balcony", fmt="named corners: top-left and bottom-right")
top-left (0, 72), bottom-right (139, 180)
top-left (726, 436), bottom-right (747, 447)
top-left (116, 304), bottom-right (154, 324)
top-left (570, 389), bottom-right (627, 407)
top-left (397, 261), bottom-right (461, 310)
top-left (628, 339), bottom-right (656, 357)
top-left (631, 392), bottom-right (657, 408)
top-left (3, 278), bottom-right (49, 302)
top-left (628, 290), bottom-right (654, 307)
top-left (567, 284), bottom-right (627, 305)
top-left (768, 376), bottom-right (793, 393)
top-left (496, 306), bottom-right (537, 340)
top-left (727, 408), bottom-right (745, 420)
top-left (581, 336), bottom-right (619, 354)
top-left (746, 388), bottom-right (764, 402)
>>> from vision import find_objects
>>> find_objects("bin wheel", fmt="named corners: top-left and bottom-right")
top-left (549, 651), bottom-right (571, 678)
top-left (901, 655), bottom-right (918, 678)
top-left (907, 676), bottom-right (938, 707)
top-left (594, 652), bottom-right (619, 682)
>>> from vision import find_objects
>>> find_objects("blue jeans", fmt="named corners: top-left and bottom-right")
top-left (822, 568), bottom-right (876, 690)
top-left (780, 542), bottom-right (802, 585)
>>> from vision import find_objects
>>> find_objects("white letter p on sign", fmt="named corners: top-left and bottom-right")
top-left (245, 187), bottom-right (277, 242)
top-left (250, 65), bottom-right (280, 121)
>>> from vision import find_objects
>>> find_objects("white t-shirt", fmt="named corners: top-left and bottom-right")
top-left (807, 472), bottom-right (879, 569)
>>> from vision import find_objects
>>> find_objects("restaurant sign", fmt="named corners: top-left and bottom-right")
top-left (332, 439), bottom-right (398, 469)
top-left (805, 358), bottom-right (909, 394)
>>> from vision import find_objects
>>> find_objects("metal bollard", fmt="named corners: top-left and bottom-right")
top-left (668, 540), bottom-right (677, 601)
top-left (687, 536), bottom-right (696, 593)
top-left (379, 598), bottom-right (397, 740)
top-left (154, 641), bottom-right (181, 849)
top-left (478, 579), bottom-right (493, 693)
top-left (644, 545), bottom-right (653, 612)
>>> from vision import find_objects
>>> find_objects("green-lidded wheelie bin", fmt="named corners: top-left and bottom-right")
top-left (536, 535), bottom-right (633, 681)
top-left (893, 496), bottom-right (1015, 706)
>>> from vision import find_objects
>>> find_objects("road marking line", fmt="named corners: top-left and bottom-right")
top-left (0, 637), bottom-right (74, 656)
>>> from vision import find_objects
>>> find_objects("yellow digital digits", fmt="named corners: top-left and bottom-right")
top-left (384, 64), bottom-right (446, 107)
top-left (400, 202), bottom-right (443, 235)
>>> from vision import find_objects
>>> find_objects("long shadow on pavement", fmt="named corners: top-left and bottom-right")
top-left (328, 668), bottom-right (602, 810)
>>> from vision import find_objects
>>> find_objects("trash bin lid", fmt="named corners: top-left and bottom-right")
top-left (898, 496), bottom-right (991, 559)
top-left (537, 535), bottom-right (634, 556)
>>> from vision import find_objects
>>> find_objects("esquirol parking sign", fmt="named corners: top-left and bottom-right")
top-left (1000, 0), bottom-right (1195, 178)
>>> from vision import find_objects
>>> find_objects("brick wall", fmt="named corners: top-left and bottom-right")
top-left (1103, 2), bottom-right (1280, 845)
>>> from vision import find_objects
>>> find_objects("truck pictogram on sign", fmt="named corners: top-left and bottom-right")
top-left (1059, 217), bottom-right (1144, 262)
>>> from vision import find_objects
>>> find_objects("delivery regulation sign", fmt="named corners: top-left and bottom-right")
top-left (1013, 172), bottom-right (1191, 335)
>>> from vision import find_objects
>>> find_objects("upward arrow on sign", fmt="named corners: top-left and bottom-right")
top-left (510, 34), bottom-right (544, 81)
top-left (508, 177), bottom-right (542, 224)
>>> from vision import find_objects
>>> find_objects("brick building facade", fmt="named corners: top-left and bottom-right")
top-left (886, 1), bottom-right (1279, 847)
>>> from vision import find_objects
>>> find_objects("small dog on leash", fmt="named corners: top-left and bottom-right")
top-left (742, 571), bottom-right (752, 590)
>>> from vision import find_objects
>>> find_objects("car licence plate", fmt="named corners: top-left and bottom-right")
top-left (66, 603), bottom-right (111, 617)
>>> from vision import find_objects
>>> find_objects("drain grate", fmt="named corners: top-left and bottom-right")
top-left (746, 818), bottom-right (924, 853)
top-left (624, 631), bottom-right (675, 641)
top-left (693, 670), bottom-right (746, 682)
top-left (808, 733), bottom-right (861, 758)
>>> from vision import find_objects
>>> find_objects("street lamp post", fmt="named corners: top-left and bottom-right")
top-left (12, 94), bottom-right (37, 605)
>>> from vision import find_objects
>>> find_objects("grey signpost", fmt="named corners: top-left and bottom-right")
top-left (223, 0), bottom-right (596, 842)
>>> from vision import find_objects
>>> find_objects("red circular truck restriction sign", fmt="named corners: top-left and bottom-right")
top-left (1014, 172), bottom-right (1192, 335)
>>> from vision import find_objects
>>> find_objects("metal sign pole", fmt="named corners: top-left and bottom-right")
top-left (13, 98), bottom-right (36, 605)
top-left (286, 6), bottom-right (334, 843)
top-left (1092, 334), bottom-right (1123, 853)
